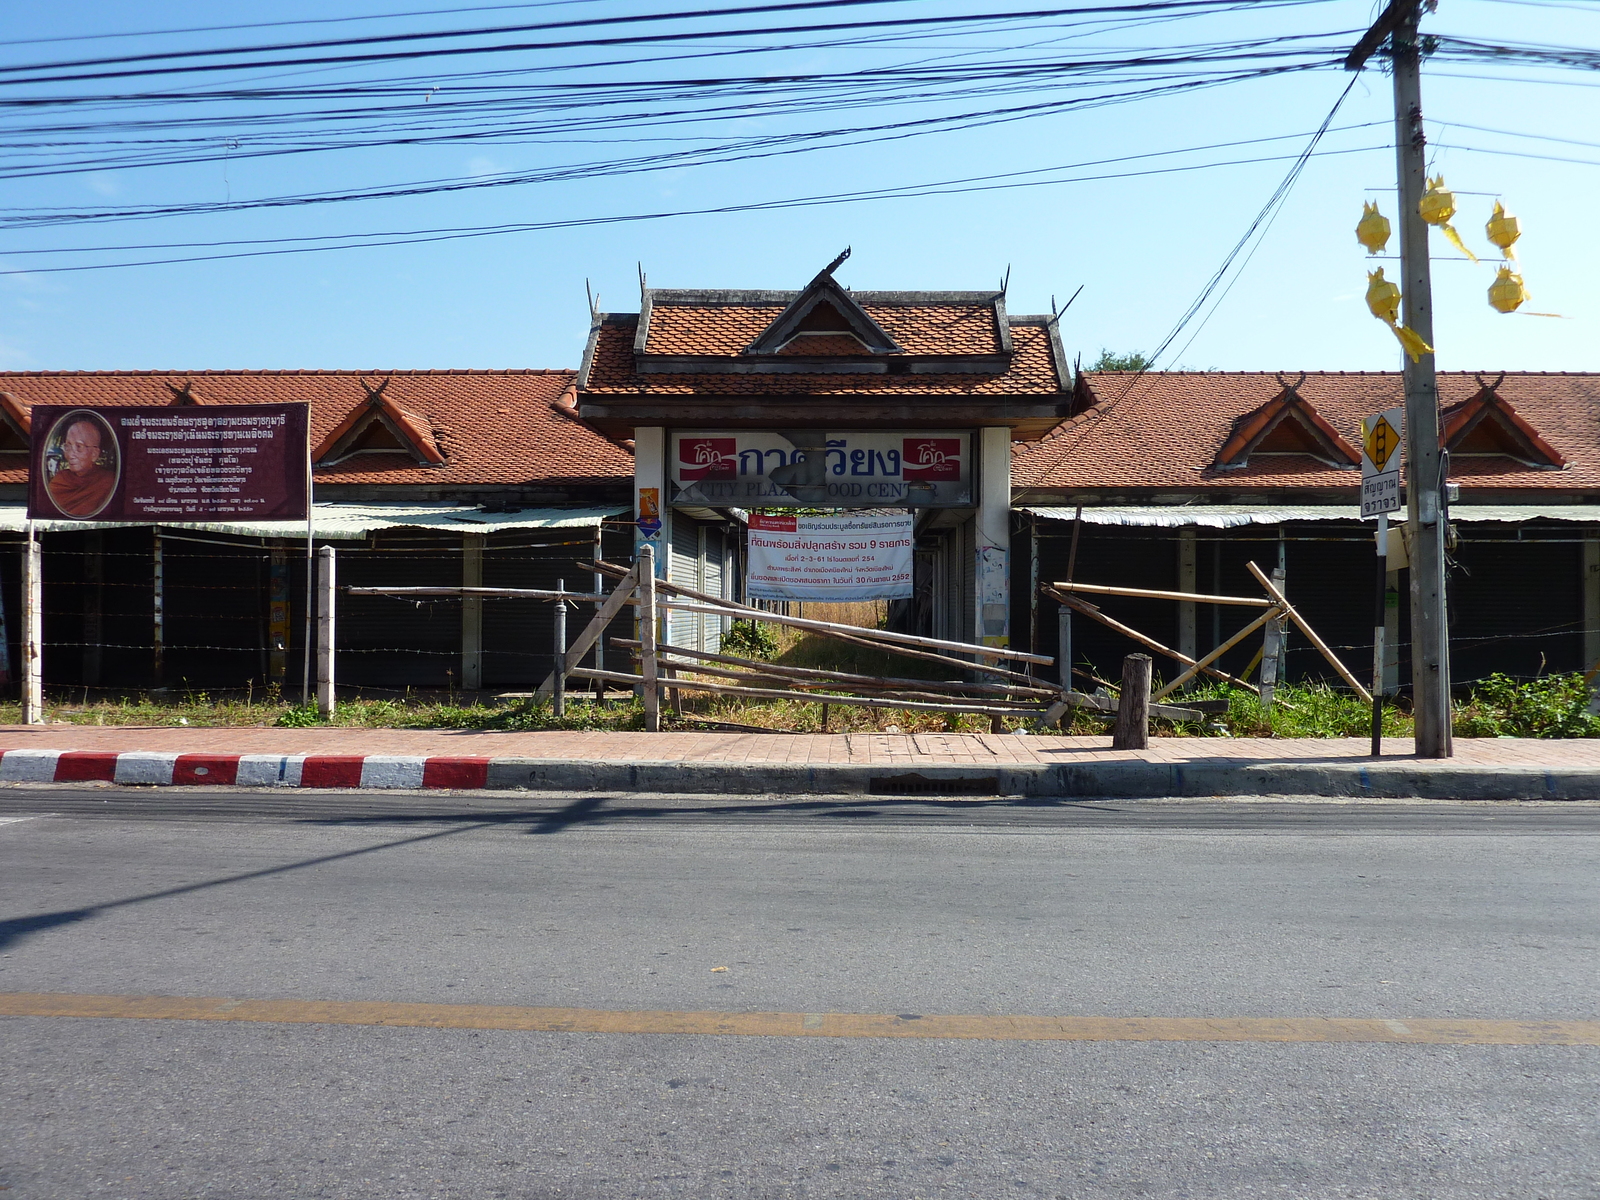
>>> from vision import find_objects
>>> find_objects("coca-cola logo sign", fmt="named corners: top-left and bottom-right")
top-left (677, 436), bottom-right (736, 481)
top-left (901, 437), bottom-right (962, 482)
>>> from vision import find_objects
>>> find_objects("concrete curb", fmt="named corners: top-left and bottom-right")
top-left (2, 748), bottom-right (1597, 801)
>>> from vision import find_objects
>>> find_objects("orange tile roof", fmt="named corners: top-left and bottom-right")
top-left (0, 370), bottom-right (631, 490)
top-left (642, 301), bottom-right (1003, 357)
top-left (1014, 371), bottom-right (1600, 493)
top-left (588, 318), bottom-right (1062, 396)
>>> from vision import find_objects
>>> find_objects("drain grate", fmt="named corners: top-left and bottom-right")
top-left (868, 772), bottom-right (999, 797)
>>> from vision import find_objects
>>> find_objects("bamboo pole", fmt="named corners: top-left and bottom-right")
top-left (1049, 581), bottom-right (1272, 608)
top-left (1045, 589), bottom-right (1260, 695)
top-left (566, 667), bottom-right (1045, 717)
top-left (594, 560), bottom-right (1043, 685)
top-left (347, 585), bottom-right (611, 603)
top-left (535, 563), bottom-right (639, 697)
top-left (612, 639), bottom-right (1058, 700)
top-left (637, 654), bottom-right (1034, 706)
top-left (1247, 561), bottom-right (1372, 703)
top-left (595, 559), bottom-right (1052, 665)
top-left (1152, 605), bottom-right (1283, 701)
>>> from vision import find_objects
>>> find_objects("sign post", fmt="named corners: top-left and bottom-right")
top-left (1361, 407), bottom-right (1403, 755)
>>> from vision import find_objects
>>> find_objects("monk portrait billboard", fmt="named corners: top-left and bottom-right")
top-left (41, 410), bottom-right (120, 519)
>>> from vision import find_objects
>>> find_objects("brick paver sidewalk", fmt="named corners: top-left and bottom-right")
top-left (1, 725), bottom-right (1595, 768)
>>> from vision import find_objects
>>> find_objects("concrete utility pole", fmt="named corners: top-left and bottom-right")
top-left (1347, 0), bottom-right (1452, 757)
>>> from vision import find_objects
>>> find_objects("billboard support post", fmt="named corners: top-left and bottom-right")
top-left (316, 546), bottom-right (336, 719)
top-left (21, 523), bottom-right (42, 725)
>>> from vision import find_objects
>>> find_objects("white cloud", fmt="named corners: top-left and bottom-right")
top-left (466, 156), bottom-right (502, 178)
top-left (86, 173), bottom-right (121, 196)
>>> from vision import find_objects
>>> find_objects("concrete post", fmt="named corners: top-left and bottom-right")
top-left (976, 426), bottom-right (1010, 648)
top-left (461, 533), bottom-right (484, 692)
top-left (316, 545), bottom-right (335, 718)
top-left (638, 544), bottom-right (659, 731)
top-left (22, 528), bottom-right (43, 725)
top-left (1584, 533), bottom-right (1600, 671)
top-left (1177, 528), bottom-right (1198, 668)
top-left (634, 426), bottom-right (668, 578)
top-left (152, 531), bottom-right (165, 691)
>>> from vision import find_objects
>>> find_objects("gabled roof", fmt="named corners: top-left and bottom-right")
top-left (313, 376), bottom-right (447, 467)
top-left (1014, 372), bottom-right (1599, 495)
top-left (1441, 378), bottom-right (1565, 469)
top-left (1213, 378), bottom-right (1360, 470)
top-left (0, 370), bottom-right (631, 491)
top-left (0, 392), bottom-right (31, 452)
top-left (741, 260), bottom-right (903, 356)
top-left (578, 266), bottom-right (1071, 437)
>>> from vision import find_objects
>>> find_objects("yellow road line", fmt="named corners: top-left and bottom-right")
top-left (1, 992), bottom-right (1596, 1045)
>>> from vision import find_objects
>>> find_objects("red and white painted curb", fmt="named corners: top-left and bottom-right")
top-left (0, 749), bottom-right (491, 790)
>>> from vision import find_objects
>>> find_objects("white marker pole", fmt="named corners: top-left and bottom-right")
top-left (1371, 513), bottom-right (1388, 756)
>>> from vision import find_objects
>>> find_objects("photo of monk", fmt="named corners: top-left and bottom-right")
top-left (43, 411), bottom-right (119, 519)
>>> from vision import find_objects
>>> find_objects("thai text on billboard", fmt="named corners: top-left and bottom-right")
top-left (746, 511), bottom-right (914, 602)
top-left (29, 404), bottom-right (309, 522)
top-left (673, 430), bottom-right (971, 508)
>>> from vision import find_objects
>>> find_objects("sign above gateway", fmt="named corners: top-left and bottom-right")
top-left (672, 429), bottom-right (973, 508)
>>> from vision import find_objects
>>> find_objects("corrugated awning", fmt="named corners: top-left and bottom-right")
top-left (0, 502), bottom-right (627, 540)
top-left (1021, 504), bottom-right (1600, 527)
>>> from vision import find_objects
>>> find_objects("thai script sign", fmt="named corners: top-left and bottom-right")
top-left (29, 404), bottom-right (309, 522)
top-left (747, 511), bottom-right (914, 602)
top-left (672, 430), bottom-right (971, 507)
top-left (1360, 407), bottom-right (1403, 519)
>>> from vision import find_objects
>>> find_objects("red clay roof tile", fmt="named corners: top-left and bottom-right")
top-left (0, 369), bottom-right (630, 489)
top-left (1014, 371), bottom-right (1600, 493)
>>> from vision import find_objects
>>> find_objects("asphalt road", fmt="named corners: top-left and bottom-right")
top-left (1, 788), bottom-right (1597, 1199)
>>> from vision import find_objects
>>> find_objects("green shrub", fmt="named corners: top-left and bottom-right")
top-left (720, 619), bottom-right (781, 661)
top-left (1454, 672), bottom-right (1600, 738)
top-left (274, 704), bottom-right (322, 727)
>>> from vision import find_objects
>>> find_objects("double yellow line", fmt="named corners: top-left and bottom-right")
top-left (3, 992), bottom-right (1596, 1046)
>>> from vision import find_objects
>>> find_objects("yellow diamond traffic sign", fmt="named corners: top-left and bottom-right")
top-left (1363, 413), bottom-right (1400, 473)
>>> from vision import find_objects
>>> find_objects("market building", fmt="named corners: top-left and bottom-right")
top-left (0, 369), bottom-right (633, 695)
top-left (1010, 370), bottom-right (1600, 689)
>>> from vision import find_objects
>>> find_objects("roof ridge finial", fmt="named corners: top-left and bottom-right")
top-left (818, 247), bottom-right (851, 279)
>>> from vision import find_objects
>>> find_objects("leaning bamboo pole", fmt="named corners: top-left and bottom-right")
top-left (565, 667), bottom-right (1045, 717)
top-left (1152, 605), bottom-right (1283, 701)
top-left (595, 563), bottom-right (1043, 684)
top-left (613, 639), bottom-right (1058, 700)
top-left (1247, 561), bottom-right (1372, 704)
top-left (1048, 581), bottom-right (1273, 608)
top-left (593, 559), bottom-right (1052, 665)
top-left (1044, 589), bottom-right (1260, 695)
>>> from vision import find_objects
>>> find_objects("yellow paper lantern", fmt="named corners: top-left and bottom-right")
top-left (1365, 267), bottom-right (1401, 323)
top-left (1485, 201), bottom-right (1520, 260)
top-left (1420, 175), bottom-right (1478, 262)
top-left (1366, 268), bottom-right (1433, 361)
top-left (1488, 265), bottom-right (1528, 314)
top-left (1356, 201), bottom-right (1391, 255)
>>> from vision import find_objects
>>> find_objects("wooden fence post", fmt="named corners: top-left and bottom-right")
top-left (22, 527), bottom-right (43, 725)
top-left (638, 544), bottom-right (659, 732)
top-left (1111, 653), bottom-right (1151, 750)
top-left (316, 545), bottom-right (335, 718)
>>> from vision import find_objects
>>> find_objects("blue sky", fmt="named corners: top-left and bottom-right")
top-left (1, 0), bottom-right (1595, 374)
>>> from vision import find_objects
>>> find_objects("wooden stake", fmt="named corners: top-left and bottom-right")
top-left (1111, 654), bottom-right (1152, 750)
top-left (1247, 561), bottom-right (1372, 704)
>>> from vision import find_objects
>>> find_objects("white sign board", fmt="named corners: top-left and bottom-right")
top-left (1360, 407), bottom-right (1403, 518)
top-left (672, 430), bottom-right (971, 508)
top-left (746, 512), bottom-right (914, 602)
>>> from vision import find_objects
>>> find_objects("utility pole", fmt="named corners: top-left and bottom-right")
top-left (1347, 0), bottom-right (1452, 757)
